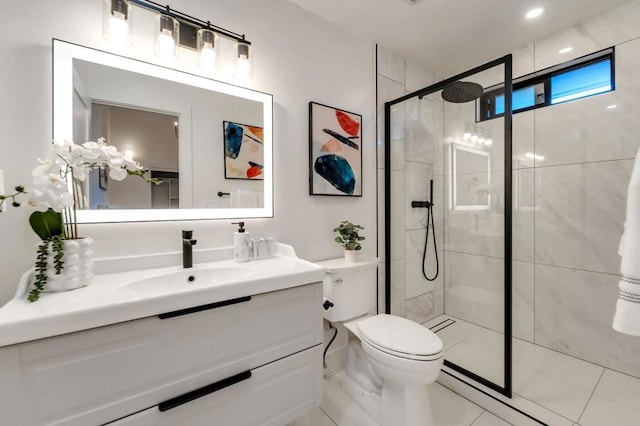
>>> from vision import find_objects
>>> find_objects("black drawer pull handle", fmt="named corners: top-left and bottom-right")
top-left (158, 370), bottom-right (252, 412)
top-left (158, 296), bottom-right (252, 319)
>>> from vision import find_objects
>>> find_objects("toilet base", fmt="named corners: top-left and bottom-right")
top-left (380, 380), bottom-right (435, 426)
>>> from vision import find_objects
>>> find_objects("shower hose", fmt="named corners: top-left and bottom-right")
top-left (421, 202), bottom-right (439, 281)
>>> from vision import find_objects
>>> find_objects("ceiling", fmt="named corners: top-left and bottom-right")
top-left (288, 0), bottom-right (631, 77)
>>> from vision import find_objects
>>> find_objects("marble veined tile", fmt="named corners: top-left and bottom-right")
top-left (405, 161), bottom-right (434, 230)
top-left (593, 369), bottom-right (640, 413)
top-left (513, 168), bottom-right (535, 263)
top-left (405, 97), bottom-right (435, 165)
top-left (434, 99), bottom-right (445, 176)
top-left (390, 259), bottom-right (406, 317)
top-left (405, 59), bottom-right (434, 93)
top-left (513, 261), bottom-right (534, 343)
top-left (445, 170), bottom-right (505, 259)
top-left (405, 292), bottom-right (434, 324)
top-left (579, 395), bottom-right (640, 426)
top-left (534, 160), bottom-right (632, 274)
top-left (390, 170), bottom-right (405, 260)
top-left (534, 91), bottom-right (640, 168)
top-left (426, 315), bottom-right (482, 351)
top-left (428, 382), bottom-right (484, 426)
top-left (472, 410), bottom-right (512, 426)
top-left (377, 75), bottom-right (405, 170)
top-left (535, 264), bottom-right (640, 379)
top-left (287, 408), bottom-right (335, 426)
top-left (377, 169), bottom-right (385, 259)
top-left (534, 1), bottom-right (640, 72)
top-left (445, 251), bottom-right (504, 333)
top-left (405, 229), bottom-right (436, 299)
top-left (376, 44), bottom-right (405, 84)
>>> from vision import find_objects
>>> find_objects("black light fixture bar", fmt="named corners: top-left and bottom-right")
top-left (128, 0), bottom-right (251, 45)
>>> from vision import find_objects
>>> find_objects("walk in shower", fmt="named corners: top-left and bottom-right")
top-left (384, 55), bottom-right (514, 396)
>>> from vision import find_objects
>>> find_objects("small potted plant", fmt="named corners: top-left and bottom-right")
top-left (333, 220), bottom-right (365, 263)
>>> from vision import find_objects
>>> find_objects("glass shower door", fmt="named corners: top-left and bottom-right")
top-left (385, 55), bottom-right (513, 396)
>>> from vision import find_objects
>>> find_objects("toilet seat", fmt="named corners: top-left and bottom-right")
top-left (357, 314), bottom-right (443, 361)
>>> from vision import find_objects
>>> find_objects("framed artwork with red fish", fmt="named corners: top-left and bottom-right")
top-left (223, 121), bottom-right (264, 180)
top-left (309, 102), bottom-right (362, 196)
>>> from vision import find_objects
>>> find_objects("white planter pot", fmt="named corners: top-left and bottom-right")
top-left (344, 250), bottom-right (358, 263)
top-left (40, 237), bottom-right (95, 293)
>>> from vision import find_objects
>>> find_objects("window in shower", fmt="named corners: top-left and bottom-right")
top-left (479, 47), bottom-right (614, 121)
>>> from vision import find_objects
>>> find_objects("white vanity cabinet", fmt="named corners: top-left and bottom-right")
top-left (0, 282), bottom-right (323, 426)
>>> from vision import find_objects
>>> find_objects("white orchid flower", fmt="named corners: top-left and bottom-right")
top-left (108, 167), bottom-right (128, 181)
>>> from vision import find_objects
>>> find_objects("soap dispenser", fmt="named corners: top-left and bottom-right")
top-left (232, 222), bottom-right (251, 262)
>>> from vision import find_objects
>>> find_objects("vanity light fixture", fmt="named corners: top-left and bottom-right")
top-left (103, 0), bottom-right (253, 76)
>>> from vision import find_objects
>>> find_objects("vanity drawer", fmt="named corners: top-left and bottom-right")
top-left (108, 345), bottom-right (323, 426)
top-left (2, 282), bottom-right (322, 426)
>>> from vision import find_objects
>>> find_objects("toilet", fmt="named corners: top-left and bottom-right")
top-left (317, 256), bottom-right (443, 426)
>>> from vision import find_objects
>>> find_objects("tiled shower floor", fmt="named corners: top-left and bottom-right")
top-left (424, 315), bottom-right (640, 426)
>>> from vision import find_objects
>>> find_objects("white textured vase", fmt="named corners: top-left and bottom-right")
top-left (344, 250), bottom-right (358, 263)
top-left (42, 237), bottom-right (95, 292)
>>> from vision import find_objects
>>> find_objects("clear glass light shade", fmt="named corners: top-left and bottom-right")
top-left (197, 29), bottom-right (219, 71)
top-left (235, 41), bottom-right (253, 78)
top-left (103, 0), bottom-right (132, 47)
top-left (155, 15), bottom-right (179, 61)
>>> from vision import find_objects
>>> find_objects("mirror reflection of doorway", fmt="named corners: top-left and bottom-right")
top-left (88, 104), bottom-right (179, 210)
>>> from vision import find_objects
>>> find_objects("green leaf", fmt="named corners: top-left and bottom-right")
top-left (29, 209), bottom-right (64, 240)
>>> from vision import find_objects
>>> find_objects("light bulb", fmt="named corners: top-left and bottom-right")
top-left (463, 132), bottom-right (471, 140)
top-left (525, 7), bottom-right (544, 19)
top-left (478, 136), bottom-right (485, 144)
top-left (198, 42), bottom-right (217, 70)
top-left (107, 15), bottom-right (129, 46)
top-left (470, 134), bottom-right (478, 142)
top-left (235, 42), bottom-right (252, 78)
top-left (484, 139), bottom-right (493, 146)
top-left (157, 30), bottom-right (176, 59)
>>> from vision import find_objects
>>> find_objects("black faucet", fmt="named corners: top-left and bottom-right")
top-left (182, 230), bottom-right (197, 268)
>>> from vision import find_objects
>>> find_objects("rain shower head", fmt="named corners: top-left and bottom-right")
top-left (441, 81), bottom-right (484, 103)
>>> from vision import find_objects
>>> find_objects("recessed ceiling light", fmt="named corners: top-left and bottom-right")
top-left (607, 104), bottom-right (618, 109)
top-left (525, 7), bottom-right (544, 19)
top-left (559, 47), bottom-right (573, 54)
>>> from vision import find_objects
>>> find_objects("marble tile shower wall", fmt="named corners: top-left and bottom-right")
top-left (376, 45), bottom-right (444, 324)
top-left (441, 0), bottom-right (640, 378)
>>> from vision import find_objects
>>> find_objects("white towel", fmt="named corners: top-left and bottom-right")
top-left (613, 147), bottom-right (640, 336)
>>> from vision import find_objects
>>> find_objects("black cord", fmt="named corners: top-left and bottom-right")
top-left (421, 204), bottom-right (439, 281)
top-left (323, 322), bottom-right (338, 369)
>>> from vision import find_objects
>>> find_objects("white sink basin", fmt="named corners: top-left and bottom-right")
top-left (122, 265), bottom-right (256, 295)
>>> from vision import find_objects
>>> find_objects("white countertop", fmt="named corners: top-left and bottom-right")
top-left (0, 245), bottom-right (325, 348)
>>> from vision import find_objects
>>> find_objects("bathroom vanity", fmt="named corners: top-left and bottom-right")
top-left (0, 246), bottom-right (324, 425)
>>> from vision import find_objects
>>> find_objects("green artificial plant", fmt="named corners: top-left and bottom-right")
top-left (333, 220), bottom-right (365, 251)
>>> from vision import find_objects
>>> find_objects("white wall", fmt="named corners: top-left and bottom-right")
top-left (0, 0), bottom-right (376, 305)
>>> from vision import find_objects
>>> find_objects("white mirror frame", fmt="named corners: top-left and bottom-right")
top-left (450, 143), bottom-right (491, 211)
top-left (53, 39), bottom-right (273, 223)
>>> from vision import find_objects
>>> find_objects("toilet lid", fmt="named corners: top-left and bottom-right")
top-left (357, 314), bottom-right (443, 357)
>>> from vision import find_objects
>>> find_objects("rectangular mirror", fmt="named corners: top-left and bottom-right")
top-left (53, 39), bottom-right (273, 222)
top-left (451, 143), bottom-right (491, 211)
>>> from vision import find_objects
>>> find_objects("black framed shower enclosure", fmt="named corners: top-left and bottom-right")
top-left (384, 55), bottom-right (513, 397)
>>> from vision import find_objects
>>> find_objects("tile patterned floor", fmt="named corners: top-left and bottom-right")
top-left (289, 370), bottom-right (513, 426)
top-left (424, 315), bottom-right (640, 426)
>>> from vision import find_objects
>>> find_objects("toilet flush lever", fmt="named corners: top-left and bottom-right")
top-left (334, 277), bottom-right (343, 284)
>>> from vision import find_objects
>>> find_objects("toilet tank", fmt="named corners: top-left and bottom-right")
top-left (316, 256), bottom-right (379, 322)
